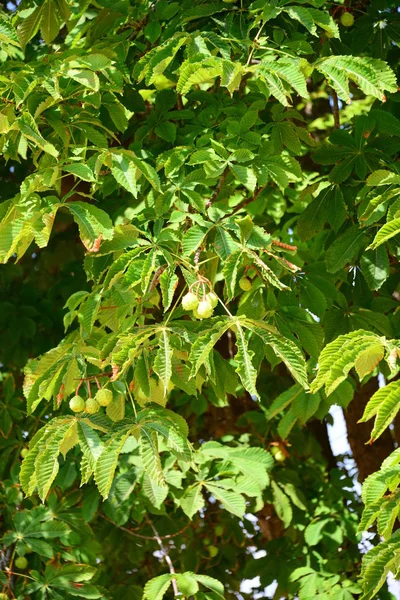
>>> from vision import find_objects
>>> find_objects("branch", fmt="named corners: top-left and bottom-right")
top-left (102, 514), bottom-right (190, 540)
top-left (147, 518), bottom-right (179, 596)
top-left (232, 185), bottom-right (266, 215)
top-left (331, 88), bottom-right (340, 129)
top-left (206, 167), bottom-right (229, 208)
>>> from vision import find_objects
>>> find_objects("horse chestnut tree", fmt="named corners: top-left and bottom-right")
top-left (0, 1), bottom-right (399, 599)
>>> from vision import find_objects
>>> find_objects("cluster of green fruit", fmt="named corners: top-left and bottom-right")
top-left (181, 289), bottom-right (219, 319)
top-left (69, 388), bottom-right (113, 414)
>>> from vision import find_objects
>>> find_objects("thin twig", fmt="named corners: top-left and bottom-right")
top-left (232, 185), bottom-right (266, 215)
top-left (331, 88), bottom-right (340, 129)
top-left (206, 166), bottom-right (229, 208)
top-left (74, 372), bottom-right (112, 381)
top-left (102, 515), bottom-right (190, 540)
top-left (246, 21), bottom-right (265, 67)
top-left (148, 265), bottom-right (167, 294)
top-left (146, 518), bottom-right (179, 596)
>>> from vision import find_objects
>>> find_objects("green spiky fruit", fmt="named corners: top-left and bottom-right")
top-left (85, 398), bottom-right (100, 414)
top-left (239, 277), bottom-right (252, 291)
top-left (208, 545), bottom-right (219, 557)
top-left (69, 395), bottom-right (85, 412)
top-left (182, 292), bottom-right (199, 311)
top-left (340, 12), bottom-right (354, 27)
top-left (95, 388), bottom-right (113, 407)
top-left (196, 300), bottom-right (213, 319)
top-left (20, 447), bottom-right (29, 458)
top-left (206, 292), bottom-right (218, 308)
top-left (0, 593), bottom-right (9, 599)
top-left (15, 556), bottom-right (28, 569)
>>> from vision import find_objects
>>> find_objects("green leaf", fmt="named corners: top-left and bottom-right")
top-left (244, 320), bottom-right (308, 389)
top-left (305, 518), bottom-right (330, 546)
top-left (181, 484), bottom-right (205, 518)
top-left (67, 202), bottom-right (114, 251)
top-left (189, 319), bottom-right (231, 377)
top-left (205, 483), bottom-right (246, 517)
top-left (311, 330), bottom-right (384, 395)
top-left (325, 225), bottom-right (366, 273)
top-left (230, 164), bottom-right (257, 192)
top-left (159, 269), bottom-right (178, 312)
top-left (153, 328), bottom-right (172, 394)
top-left (111, 154), bottom-right (138, 197)
top-left (272, 480), bottom-right (293, 528)
top-left (66, 69), bottom-right (100, 91)
top-left (18, 113), bottom-right (59, 157)
top-left (155, 121), bottom-right (176, 143)
top-left (143, 574), bottom-right (172, 600)
top-left (95, 429), bottom-right (131, 499)
top-left (222, 249), bottom-right (243, 299)
top-left (234, 321), bottom-right (259, 400)
top-left (40, 0), bottom-right (60, 45)
top-left (64, 163), bottom-right (96, 182)
top-left (359, 381), bottom-right (400, 442)
top-left (360, 247), bottom-right (390, 291)
top-left (291, 391), bottom-right (320, 424)
top-left (17, 5), bottom-right (42, 49)
top-left (316, 56), bottom-right (397, 103)
top-left (368, 217), bottom-right (400, 250)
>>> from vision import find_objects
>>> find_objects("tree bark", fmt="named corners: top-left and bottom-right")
top-left (344, 378), bottom-right (395, 482)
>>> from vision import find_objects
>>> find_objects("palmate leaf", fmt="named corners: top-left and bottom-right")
top-left (21, 417), bottom-right (77, 500)
top-left (199, 443), bottom-right (273, 489)
top-left (177, 59), bottom-right (222, 95)
top-left (0, 196), bottom-right (59, 263)
top-left (256, 59), bottom-right (309, 106)
top-left (359, 380), bottom-right (400, 442)
top-left (315, 56), bottom-right (397, 103)
top-left (360, 533), bottom-right (400, 600)
top-left (310, 330), bottom-right (386, 395)
top-left (23, 333), bottom-right (77, 414)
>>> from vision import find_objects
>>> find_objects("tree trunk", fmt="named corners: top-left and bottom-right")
top-left (344, 378), bottom-right (394, 482)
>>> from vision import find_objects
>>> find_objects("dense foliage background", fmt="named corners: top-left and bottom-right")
top-left (0, 0), bottom-right (399, 598)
